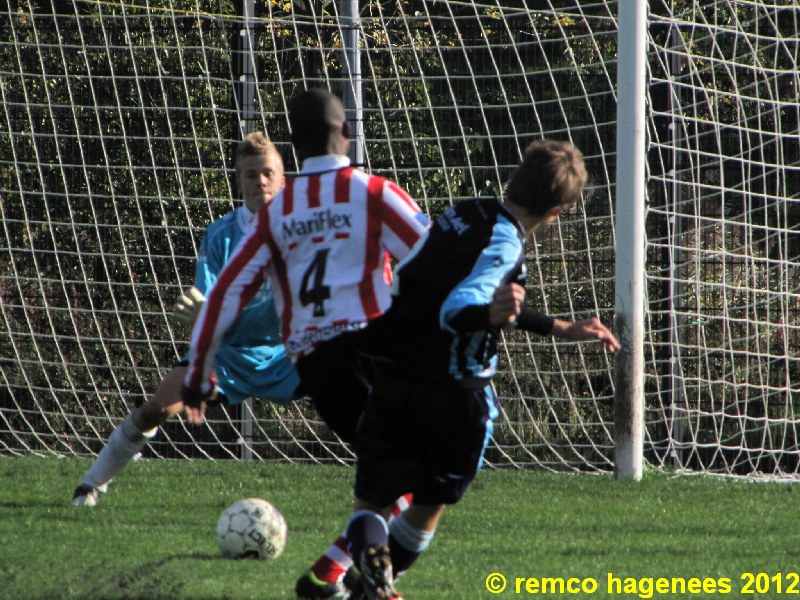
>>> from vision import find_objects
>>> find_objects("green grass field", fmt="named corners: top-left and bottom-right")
top-left (0, 455), bottom-right (797, 600)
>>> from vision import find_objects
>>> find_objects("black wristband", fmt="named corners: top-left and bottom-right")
top-left (181, 384), bottom-right (209, 408)
top-left (515, 306), bottom-right (554, 335)
top-left (181, 371), bottom-right (217, 408)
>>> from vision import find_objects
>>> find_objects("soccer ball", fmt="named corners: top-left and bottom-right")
top-left (216, 498), bottom-right (287, 560)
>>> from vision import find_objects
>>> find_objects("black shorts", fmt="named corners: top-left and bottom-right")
top-left (295, 331), bottom-right (374, 445)
top-left (354, 369), bottom-right (498, 507)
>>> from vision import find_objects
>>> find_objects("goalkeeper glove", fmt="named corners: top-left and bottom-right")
top-left (173, 286), bottom-right (206, 326)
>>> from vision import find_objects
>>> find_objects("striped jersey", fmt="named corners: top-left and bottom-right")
top-left (186, 154), bottom-right (428, 394)
top-left (195, 205), bottom-right (281, 348)
top-left (190, 205), bottom-right (299, 404)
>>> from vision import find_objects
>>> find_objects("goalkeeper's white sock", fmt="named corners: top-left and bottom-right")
top-left (82, 412), bottom-right (157, 490)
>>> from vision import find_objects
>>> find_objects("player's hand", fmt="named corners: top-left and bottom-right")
top-left (552, 317), bottom-right (621, 353)
top-left (183, 400), bottom-right (207, 426)
top-left (181, 382), bottom-right (217, 425)
top-left (173, 286), bottom-right (206, 326)
top-left (489, 283), bottom-right (525, 327)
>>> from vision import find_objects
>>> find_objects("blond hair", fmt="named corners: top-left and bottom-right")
top-left (235, 132), bottom-right (283, 176)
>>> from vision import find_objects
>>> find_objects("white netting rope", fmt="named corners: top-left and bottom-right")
top-left (0, 0), bottom-right (797, 477)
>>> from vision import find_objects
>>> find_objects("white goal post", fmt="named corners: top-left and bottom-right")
top-left (614, 0), bottom-right (646, 481)
top-left (0, 0), bottom-right (797, 479)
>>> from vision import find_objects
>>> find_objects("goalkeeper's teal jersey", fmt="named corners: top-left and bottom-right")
top-left (192, 205), bottom-right (299, 405)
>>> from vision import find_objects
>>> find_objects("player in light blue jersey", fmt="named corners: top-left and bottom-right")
top-left (71, 132), bottom-right (300, 507)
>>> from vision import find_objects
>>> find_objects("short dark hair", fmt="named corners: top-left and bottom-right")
top-left (288, 88), bottom-right (346, 150)
top-left (504, 140), bottom-right (587, 217)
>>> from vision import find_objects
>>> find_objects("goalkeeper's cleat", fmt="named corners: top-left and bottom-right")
top-left (71, 484), bottom-right (100, 507)
top-left (294, 571), bottom-right (348, 600)
top-left (350, 545), bottom-right (402, 600)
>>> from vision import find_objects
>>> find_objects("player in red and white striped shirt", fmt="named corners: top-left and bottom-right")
top-left (181, 88), bottom-right (428, 599)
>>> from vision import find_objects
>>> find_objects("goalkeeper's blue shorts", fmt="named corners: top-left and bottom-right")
top-left (175, 344), bottom-right (302, 407)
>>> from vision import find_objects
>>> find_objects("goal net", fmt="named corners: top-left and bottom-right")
top-left (1, 0), bottom-right (797, 477)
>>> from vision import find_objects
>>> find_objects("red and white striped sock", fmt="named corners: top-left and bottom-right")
top-left (389, 493), bottom-right (413, 520)
top-left (309, 534), bottom-right (350, 584)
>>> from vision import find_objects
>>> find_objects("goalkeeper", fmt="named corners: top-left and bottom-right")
top-left (71, 132), bottom-right (301, 507)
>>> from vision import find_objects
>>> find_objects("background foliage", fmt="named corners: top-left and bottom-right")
top-left (0, 0), bottom-right (798, 475)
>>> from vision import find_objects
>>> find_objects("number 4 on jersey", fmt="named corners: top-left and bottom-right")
top-left (300, 248), bottom-right (331, 317)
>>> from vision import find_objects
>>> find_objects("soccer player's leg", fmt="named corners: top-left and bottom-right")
top-left (300, 491), bottom-right (412, 596)
top-left (387, 382), bottom-right (498, 578)
top-left (71, 366), bottom-right (186, 506)
top-left (294, 336), bottom-right (415, 597)
top-left (386, 504), bottom-right (441, 579)
top-left (346, 376), bottom-right (424, 599)
top-left (298, 501), bottom-right (410, 599)
top-left (294, 335), bottom-right (367, 595)
top-left (295, 536), bottom-right (351, 599)
top-left (346, 505), bottom-right (401, 600)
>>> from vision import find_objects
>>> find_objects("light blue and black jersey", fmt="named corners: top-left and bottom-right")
top-left (192, 206), bottom-right (299, 404)
top-left (371, 197), bottom-right (552, 388)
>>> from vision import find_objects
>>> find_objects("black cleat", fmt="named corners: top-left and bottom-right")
top-left (350, 545), bottom-right (402, 600)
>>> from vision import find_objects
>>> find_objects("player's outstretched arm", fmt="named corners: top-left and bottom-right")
top-left (551, 317), bottom-right (620, 353)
